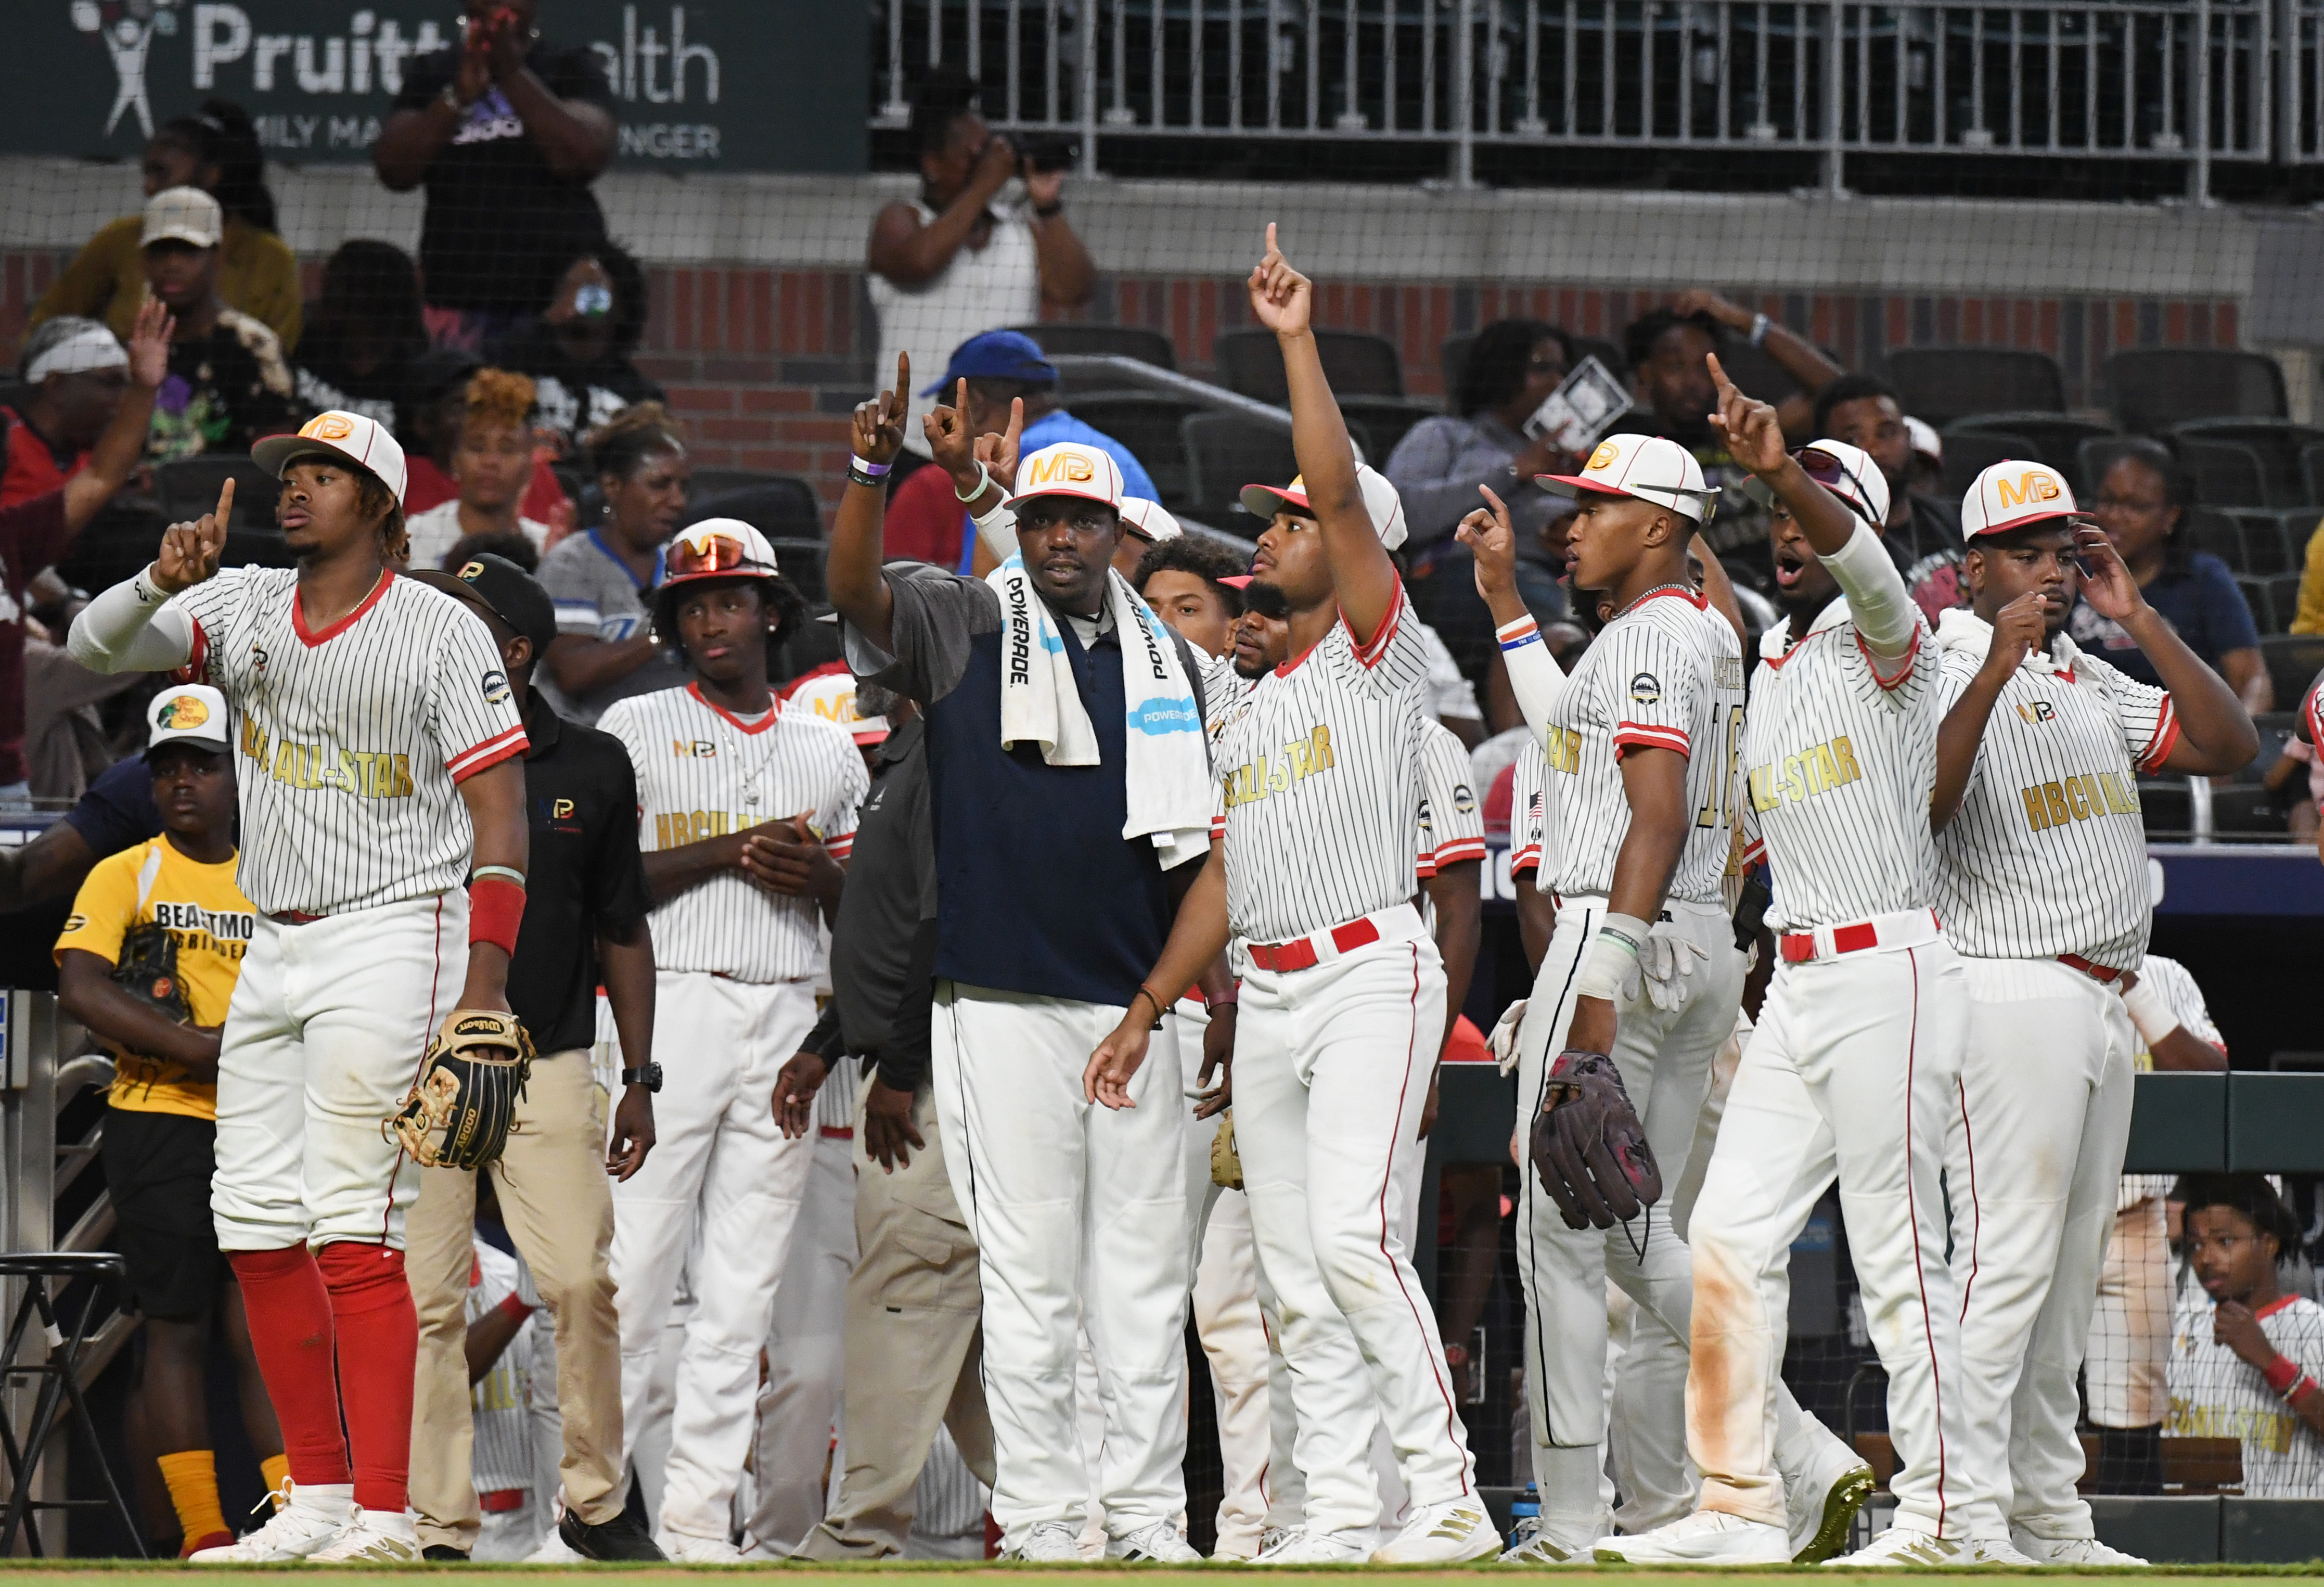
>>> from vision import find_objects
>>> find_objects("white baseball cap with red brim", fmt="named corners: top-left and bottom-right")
top-left (1960, 460), bottom-right (2079, 539)
top-left (1237, 464), bottom-right (1408, 550)
top-left (786, 668), bottom-right (888, 746)
top-left (1120, 497), bottom-right (1183, 543)
top-left (254, 410), bottom-right (409, 506)
top-left (1542, 432), bottom-right (1718, 524)
top-left (661, 517), bottom-right (784, 588)
top-left (1794, 438), bottom-right (1893, 530)
top-left (1006, 442), bottom-right (1127, 513)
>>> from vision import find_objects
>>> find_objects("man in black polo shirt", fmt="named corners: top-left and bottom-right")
top-left (401, 554), bottom-right (663, 1564)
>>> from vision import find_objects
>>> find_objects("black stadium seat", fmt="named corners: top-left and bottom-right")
top-left (1945, 412), bottom-right (2117, 486)
top-left (1064, 392), bottom-right (1205, 509)
top-left (1011, 323), bottom-right (1177, 371)
top-left (1884, 348), bottom-right (2066, 427)
top-left (1938, 429), bottom-right (2036, 500)
top-left (2258, 635), bottom-right (2324, 712)
top-left (2105, 349), bottom-right (2288, 435)
top-left (1213, 328), bottom-right (1403, 402)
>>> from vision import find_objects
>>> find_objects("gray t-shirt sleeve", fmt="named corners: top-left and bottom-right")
top-left (843, 567), bottom-right (1001, 705)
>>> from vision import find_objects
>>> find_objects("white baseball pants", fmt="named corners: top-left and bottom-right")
top-left (609, 971), bottom-right (817, 1543)
top-left (1944, 958), bottom-right (2136, 1542)
top-left (1512, 895), bottom-right (1742, 1533)
top-left (1234, 922), bottom-right (1474, 1538)
top-left (746, 1123), bottom-right (859, 1554)
top-left (1689, 932), bottom-right (1971, 1537)
top-left (213, 892), bottom-right (467, 1251)
top-left (1193, 1190), bottom-right (1273, 1556)
top-left (929, 983), bottom-right (1189, 1548)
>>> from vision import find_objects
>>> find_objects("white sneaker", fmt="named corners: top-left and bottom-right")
top-left (1257, 1526), bottom-right (1294, 1555)
top-left (1003, 1521), bottom-right (1085, 1562)
top-left (1789, 1460), bottom-right (1879, 1563)
top-left (1372, 1498), bottom-right (1500, 1564)
top-left (1822, 1526), bottom-right (1966, 1567)
top-left (1499, 1512), bottom-right (1607, 1564)
top-left (1254, 1528), bottom-right (1370, 1564)
top-left (1108, 1520), bottom-right (1201, 1562)
top-left (308, 1508), bottom-right (421, 1563)
top-left (661, 1529), bottom-right (744, 1563)
top-left (2012, 1531), bottom-right (2148, 1566)
top-left (1593, 1510), bottom-right (1792, 1566)
top-left (1963, 1535), bottom-right (2039, 1567)
top-left (188, 1481), bottom-right (354, 1563)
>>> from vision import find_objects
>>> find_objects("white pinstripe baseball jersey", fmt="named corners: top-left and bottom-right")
top-left (2167, 1289), bottom-right (2324, 1496)
top-left (600, 684), bottom-right (868, 984)
top-left (1507, 736), bottom-right (1551, 890)
top-left (2119, 953), bottom-right (2227, 1211)
top-left (1933, 613), bottom-right (2177, 969)
top-left (1210, 583), bottom-right (1433, 944)
top-left (1415, 716), bottom-right (1487, 877)
top-left (168, 568), bottom-right (526, 916)
top-left (1739, 597), bottom-right (1944, 932)
top-left (466, 1239), bottom-right (545, 1494)
top-left (1524, 588), bottom-right (1744, 906)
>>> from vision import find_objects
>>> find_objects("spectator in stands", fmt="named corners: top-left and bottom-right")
top-left (2166, 1175), bottom-right (2324, 1495)
top-left (376, 0), bottom-right (617, 348)
top-left (293, 242), bottom-right (430, 431)
top-left (1812, 372), bottom-right (1965, 619)
top-left (1134, 536), bottom-right (1249, 659)
top-left (487, 244), bottom-right (663, 454)
top-left (2290, 519), bottom-right (2324, 636)
top-left (2073, 439), bottom-right (2271, 712)
top-left (54, 686), bottom-right (287, 1555)
top-left (1625, 293), bottom-right (1841, 594)
top-left (534, 403), bottom-right (690, 722)
top-left (402, 349), bottom-right (574, 533)
top-left (0, 301), bottom-right (167, 809)
top-left (868, 68), bottom-right (1097, 459)
top-left (5, 318), bottom-right (131, 509)
top-left (887, 335), bottom-right (1155, 569)
top-left (31, 100), bottom-right (300, 351)
top-left (138, 189), bottom-right (299, 461)
top-left (1387, 318), bottom-right (1575, 679)
top-left (403, 370), bottom-right (556, 570)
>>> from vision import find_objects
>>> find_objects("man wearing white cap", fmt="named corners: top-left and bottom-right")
top-left (137, 187), bottom-right (296, 461)
top-left (67, 409), bottom-right (533, 1562)
top-left (832, 355), bottom-right (1216, 1562)
top-left (1927, 462), bottom-right (2255, 1562)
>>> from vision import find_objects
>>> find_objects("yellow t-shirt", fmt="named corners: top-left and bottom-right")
top-left (54, 838), bottom-right (253, 1120)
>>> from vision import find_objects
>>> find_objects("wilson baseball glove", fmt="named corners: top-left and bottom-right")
top-left (1210, 1109), bottom-right (1244, 1191)
top-left (387, 1008), bottom-right (534, 1171)
top-left (111, 922), bottom-right (191, 1023)
top-left (1528, 1048), bottom-right (1662, 1230)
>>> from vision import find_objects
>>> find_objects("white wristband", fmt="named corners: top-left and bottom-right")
top-left (1575, 913), bottom-right (1648, 1003)
top-left (2120, 976), bottom-right (2179, 1049)
top-left (132, 564), bottom-right (171, 607)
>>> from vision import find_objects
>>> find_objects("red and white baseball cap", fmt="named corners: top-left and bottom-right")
top-left (786, 668), bottom-right (888, 747)
top-left (1960, 460), bottom-right (2078, 539)
top-left (1238, 463), bottom-right (1409, 549)
top-left (1007, 441), bottom-right (1126, 513)
top-left (1120, 497), bottom-right (1183, 543)
top-left (1904, 415), bottom-right (1943, 471)
top-left (1542, 432), bottom-right (1718, 524)
top-left (660, 517), bottom-right (782, 588)
top-left (253, 410), bottom-right (409, 506)
top-left (1794, 438), bottom-right (1892, 530)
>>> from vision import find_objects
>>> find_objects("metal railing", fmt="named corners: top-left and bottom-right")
top-left (874, 1), bottom-right (2324, 192)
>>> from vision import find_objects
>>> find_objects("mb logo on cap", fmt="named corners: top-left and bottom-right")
top-left (1995, 470), bottom-right (2061, 508)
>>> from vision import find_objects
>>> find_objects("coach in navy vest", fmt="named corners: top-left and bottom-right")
top-left (828, 358), bottom-right (1221, 1564)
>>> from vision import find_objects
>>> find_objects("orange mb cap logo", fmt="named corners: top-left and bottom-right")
top-left (1587, 440), bottom-right (1621, 472)
top-left (1995, 469), bottom-right (2061, 508)
top-left (303, 414), bottom-right (355, 442)
top-left (1030, 452), bottom-right (1097, 484)
top-left (158, 694), bottom-right (210, 728)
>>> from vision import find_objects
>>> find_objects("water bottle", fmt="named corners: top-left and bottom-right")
top-left (1507, 1482), bottom-right (1539, 1547)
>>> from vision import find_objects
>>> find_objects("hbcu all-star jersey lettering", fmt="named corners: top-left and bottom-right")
top-left (1415, 716), bottom-right (1486, 877)
top-left (1537, 588), bottom-right (1743, 905)
top-left (600, 684), bottom-right (867, 983)
top-left (1212, 581), bottom-right (1433, 944)
top-left (166, 568), bottom-right (525, 915)
top-left (1932, 613), bottom-right (2179, 968)
top-left (1738, 597), bottom-right (1943, 931)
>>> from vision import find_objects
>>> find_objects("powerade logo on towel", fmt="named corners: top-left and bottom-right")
top-left (1006, 576), bottom-right (1032, 685)
top-left (1128, 696), bottom-right (1202, 735)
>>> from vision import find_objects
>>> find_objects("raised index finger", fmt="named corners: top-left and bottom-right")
top-left (1705, 351), bottom-right (1737, 401)
top-left (213, 476), bottom-right (236, 525)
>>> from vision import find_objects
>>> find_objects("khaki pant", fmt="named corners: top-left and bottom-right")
top-left (408, 1050), bottom-right (624, 1552)
top-left (796, 1078), bottom-right (993, 1559)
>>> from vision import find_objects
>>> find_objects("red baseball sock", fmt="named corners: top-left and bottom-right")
top-left (225, 1247), bottom-right (351, 1488)
top-left (315, 1243), bottom-right (417, 1515)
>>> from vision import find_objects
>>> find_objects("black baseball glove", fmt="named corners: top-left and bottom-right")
top-left (1529, 1048), bottom-right (1662, 1230)
top-left (387, 1008), bottom-right (534, 1170)
top-left (111, 922), bottom-right (191, 1023)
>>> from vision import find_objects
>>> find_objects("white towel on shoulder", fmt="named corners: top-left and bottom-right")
top-left (989, 554), bottom-right (1214, 869)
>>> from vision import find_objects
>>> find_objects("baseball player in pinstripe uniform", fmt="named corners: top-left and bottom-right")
top-left (67, 412), bottom-right (533, 1563)
top-left (1456, 429), bottom-right (1752, 1555)
top-left (1089, 229), bottom-right (1490, 1566)
top-left (1928, 462), bottom-right (2255, 1563)
top-left (596, 518), bottom-right (868, 1561)
top-left (1601, 366), bottom-right (1983, 1566)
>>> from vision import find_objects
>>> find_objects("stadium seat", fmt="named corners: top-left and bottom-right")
top-left (2174, 438), bottom-right (2270, 509)
top-left (1180, 411), bottom-right (1298, 531)
top-left (2186, 510), bottom-right (2246, 573)
top-left (688, 477), bottom-right (826, 599)
top-left (2170, 418), bottom-right (2324, 508)
top-left (1340, 395), bottom-right (1440, 464)
top-left (1212, 328), bottom-right (1404, 402)
top-left (1946, 412), bottom-right (2117, 485)
top-left (2301, 442), bottom-right (2324, 506)
top-left (2136, 779), bottom-right (2192, 839)
top-left (2210, 785), bottom-right (2288, 836)
top-left (2223, 510), bottom-right (2294, 576)
top-left (1940, 429), bottom-right (2036, 500)
top-left (1010, 323), bottom-right (1178, 371)
top-left (686, 466), bottom-right (779, 503)
top-left (2104, 349), bottom-right (2288, 435)
top-left (1064, 392), bottom-right (1205, 509)
top-left (2237, 575), bottom-right (2277, 635)
top-left (1883, 348), bottom-right (2067, 427)
top-left (156, 454), bottom-right (281, 529)
top-left (2265, 572), bottom-right (2305, 639)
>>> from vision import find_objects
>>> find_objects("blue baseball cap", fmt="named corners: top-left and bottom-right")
top-left (920, 329), bottom-right (1060, 396)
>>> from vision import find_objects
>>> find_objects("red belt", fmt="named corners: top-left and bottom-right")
top-left (1247, 917), bottom-right (1380, 974)
top-left (268, 911), bottom-right (325, 925)
top-left (2058, 953), bottom-right (2123, 983)
top-left (1778, 908), bottom-right (1938, 965)
top-left (819, 1125), bottom-right (855, 1140)
top-left (478, 1489), bottom-right (526, 1514)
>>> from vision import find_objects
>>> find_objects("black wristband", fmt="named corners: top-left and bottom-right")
top-left (620, 1063), bottom-right (663, 1093)
top-left (1033, 198), bottom-right (1064, 219)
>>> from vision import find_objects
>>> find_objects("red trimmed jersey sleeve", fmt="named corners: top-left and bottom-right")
top-left (1414, 717), bottom-right (1485, 876)
top-left (1507, 738), bottom-right (1547, 876)
top-left (429, 602), bottom-right (530, 782)
top-left (1599, 609), bottom-right (1706, 762)
top-left (2080, 649), bottom-right (2181, 774)
top-left (1324, 577), bottom-right (1432, 700)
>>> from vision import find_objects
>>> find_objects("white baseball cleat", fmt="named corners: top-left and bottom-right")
top-left (1253, 1528), bottom-right (1370, 1564)
top-left (1107, 1520), bottom-right (1201, 1562)
top-left (1593, 1509), bottom-right (1792, 1566)
top-left (2011, 1532), bottom-right (2149, 1566)
top-left (660, 1529), bottom-right (744, 1563)
top-left (307, 1508), bottom-right (421, 1563)
top-left (1788, 1458), bottom-right (1879, 1563)
top-left (1962, 1535), bottom-right (2039, 1566)
top-left (1001, 1521), bottom-right (1085, 1562)
top-left (1371, 1498), bottom-right (1501, 1564)
top-left (1499, 1512), bottom-right (1607, 1564)
top-left (1821, 1526), bottom-right (1967, 1567)
top-left (187, 1481), bottom-right (354, 1563)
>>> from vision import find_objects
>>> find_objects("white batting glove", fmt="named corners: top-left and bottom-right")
top-left (1488, 999), bottom-right (1528, 1075)
top-left (1635, 921), bottom-right (1711, 1013)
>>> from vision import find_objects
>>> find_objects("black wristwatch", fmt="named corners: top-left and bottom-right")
top-left (621, 1064), bottom-right (663, 1093)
